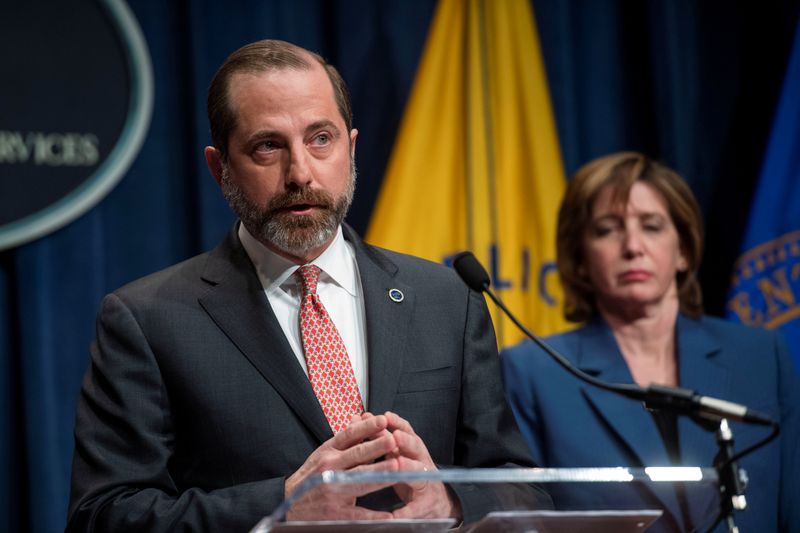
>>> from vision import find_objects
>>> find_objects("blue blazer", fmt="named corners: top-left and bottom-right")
top-left (502, 314), bottom-right (800, 532)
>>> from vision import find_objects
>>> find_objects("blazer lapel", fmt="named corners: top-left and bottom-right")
top-left (197, 228), bottom-right (332, 443)
top-left (675, 314), bottom-right (727, 458)
top-left (577, 320), bottom-right (672, 466)
top-left (344, 226), bottom-right (413, 415)
top-left (576, 320), bottom-right (683, 521)
top-left (675, 315), bottom-right (726, 522)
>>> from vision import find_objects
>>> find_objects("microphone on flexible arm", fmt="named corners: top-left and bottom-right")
top-left (451, 251), bottom-right (775, 427)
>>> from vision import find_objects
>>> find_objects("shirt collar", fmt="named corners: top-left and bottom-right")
top-left (238, 223), bottom-right (358, 296)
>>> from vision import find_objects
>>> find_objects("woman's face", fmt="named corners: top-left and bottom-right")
top-left (581, 182), bottom-right (688, 315)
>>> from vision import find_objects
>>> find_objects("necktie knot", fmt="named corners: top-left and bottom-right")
top-left (296, 264), bottom-right (321, 296)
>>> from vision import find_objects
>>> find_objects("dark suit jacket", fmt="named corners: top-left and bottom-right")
top-left (67, 225), bottom-right (550, 532)
top-left (501, 314), bottom-right (800, 532)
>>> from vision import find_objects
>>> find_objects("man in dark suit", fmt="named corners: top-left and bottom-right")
top-left (67, 39), bottom-right (549, 532)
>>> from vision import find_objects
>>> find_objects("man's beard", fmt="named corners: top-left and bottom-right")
top-left (219, 162), bottom-right (355, 258)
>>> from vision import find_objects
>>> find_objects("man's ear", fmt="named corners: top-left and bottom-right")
top-left (349, 128), bottom-right (358, 159)
top-left (204, 146), bottom-right (224, 186)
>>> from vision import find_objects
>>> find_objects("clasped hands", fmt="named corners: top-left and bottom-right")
top-left (285, 411), bottom-right (462, 522)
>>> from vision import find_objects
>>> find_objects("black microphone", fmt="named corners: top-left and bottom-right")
top-left (451, 251), bottom-right (774, 427)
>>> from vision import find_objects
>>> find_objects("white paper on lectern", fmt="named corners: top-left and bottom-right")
top-left (461, 510), bottom-right (663, 533)
top-left (263, 518), bottom-right (457, 532)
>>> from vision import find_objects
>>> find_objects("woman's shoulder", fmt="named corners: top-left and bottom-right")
top-left (686, 314), bottom-right (782, 344)
top-left (500, 323), bottom-right (589, 368)
top-left (682, 315), bottom-right (798, 376)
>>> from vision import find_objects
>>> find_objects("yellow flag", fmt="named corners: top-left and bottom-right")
top-left (367, 0), bottom-right (571, 347)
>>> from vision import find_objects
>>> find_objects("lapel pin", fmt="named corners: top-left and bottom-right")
top-left (388, 288), bottom-right (404, 303)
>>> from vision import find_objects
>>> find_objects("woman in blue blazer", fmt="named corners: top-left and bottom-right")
top-left (502, 152), bottom-right (799, 532)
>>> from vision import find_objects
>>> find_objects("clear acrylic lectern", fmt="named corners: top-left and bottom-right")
top-left (250, 467), bottom-right (719, 532)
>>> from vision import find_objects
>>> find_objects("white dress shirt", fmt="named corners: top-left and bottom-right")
top-left (238, 224), bottom-right (369, 405)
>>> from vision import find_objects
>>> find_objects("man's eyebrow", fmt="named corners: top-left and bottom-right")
top-left (243, 121), bottom-right (341, 144)
top-left (245, 129), bottom-right (282, 144)
top-left (305, 120), bottom-right (341, 137)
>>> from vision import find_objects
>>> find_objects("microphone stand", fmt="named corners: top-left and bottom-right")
top-left (705, 415), bottom-right (778, 532)
top-left (451, 252), bottom-right (780, 533)
top-left (714, 420), bottom-right (746, 533)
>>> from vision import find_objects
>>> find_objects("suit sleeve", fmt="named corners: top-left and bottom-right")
top-left (446, 287), bottom-right (553, 522)
top-left (67, 293), bottom-right (284, 532)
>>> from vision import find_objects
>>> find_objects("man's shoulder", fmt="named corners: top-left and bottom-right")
top-left (111, 250), bottom-right (213, 303)
top-left (501, 324), bottom-right (584, 367)
top-left (358, 238), bottom-right (463, 287)
top-left (374, 246), bottom-right (454, 275)
top-left (111, 227), bottom-right (244, 302)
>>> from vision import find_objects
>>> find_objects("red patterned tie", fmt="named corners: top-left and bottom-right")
top-left (296, 265), bottom-right (364, 433)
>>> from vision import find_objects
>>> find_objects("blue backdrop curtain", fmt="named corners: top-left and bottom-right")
top-left (2, 1), bottom-right (798, 531)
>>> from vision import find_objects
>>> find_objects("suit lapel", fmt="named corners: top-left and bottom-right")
top-left (344, 226), bottom-right (413, 415)
top-left (197, 228), bottom-right (332, 443)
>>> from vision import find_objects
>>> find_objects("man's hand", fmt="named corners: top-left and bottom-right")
top-left (383, 412), bottom-right (463, 522)
top-left (284, 414), bottom-right (400, 521)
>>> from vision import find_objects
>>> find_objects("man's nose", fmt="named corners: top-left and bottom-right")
top-left (285, 144), bottom-right (312, 187)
